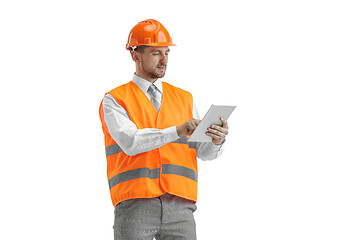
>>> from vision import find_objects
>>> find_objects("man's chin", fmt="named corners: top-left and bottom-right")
top-left (152, 72), bottom-right (166, 79)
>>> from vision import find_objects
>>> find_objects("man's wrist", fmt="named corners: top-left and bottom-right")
top-left (176, 126), bottom-right (184, 137)
top-left (213, 139), bottom-right (226, 146)
top-left (171, 126), bottom-right (181, 139)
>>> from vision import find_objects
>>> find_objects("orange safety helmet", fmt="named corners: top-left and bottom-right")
top-left (126, 19), bottom-right (176, 50)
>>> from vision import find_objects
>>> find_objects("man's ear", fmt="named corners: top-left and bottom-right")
top-left (131, 51), bottom-right (141, 63)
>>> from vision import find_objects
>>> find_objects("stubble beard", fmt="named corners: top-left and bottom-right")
top-left (144, 65), bottom-right (167, 79)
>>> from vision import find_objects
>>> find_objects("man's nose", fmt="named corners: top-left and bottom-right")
top-left (159, 53), bottom-right (168, 64)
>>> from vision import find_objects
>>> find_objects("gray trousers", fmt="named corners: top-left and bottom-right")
top-left (113, 193), bottom-right (197, 240)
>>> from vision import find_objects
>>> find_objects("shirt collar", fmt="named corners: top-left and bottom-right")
top-left (132, 74), bottom-right (163, 94)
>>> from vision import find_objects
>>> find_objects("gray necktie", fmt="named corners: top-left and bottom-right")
top-left (148, 84), bottom-right (161, 111)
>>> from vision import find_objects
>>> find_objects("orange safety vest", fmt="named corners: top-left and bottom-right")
top-left (99, 81), bottom-right (198, 207)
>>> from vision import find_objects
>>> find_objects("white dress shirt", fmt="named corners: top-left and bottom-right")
top-left (102, 74), bottom-right (224, 160)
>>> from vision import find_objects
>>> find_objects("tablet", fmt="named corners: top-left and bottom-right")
top-left (188, 104), bottom-right (236, 142)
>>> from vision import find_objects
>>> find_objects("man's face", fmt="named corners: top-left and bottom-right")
top-left (136, 46), bottom-right (170, 80)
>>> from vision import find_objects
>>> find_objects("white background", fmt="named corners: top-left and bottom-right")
top-left (1, 0), bottom-right (359, 239)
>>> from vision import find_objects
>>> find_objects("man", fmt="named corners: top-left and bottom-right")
top-left (99, 19), bottom-right (229, 240)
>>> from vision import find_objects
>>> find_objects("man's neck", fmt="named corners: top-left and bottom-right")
top-left (135, 71), bottom-right (157, 83)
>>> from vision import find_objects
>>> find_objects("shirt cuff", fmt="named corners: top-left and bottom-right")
top-left (211, 139), bottom-right (226, 157)
top-left (163, 126), bottom-right (180, 143)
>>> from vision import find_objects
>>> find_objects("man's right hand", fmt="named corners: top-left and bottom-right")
top-left (176, 118), bottom-right (201, 137)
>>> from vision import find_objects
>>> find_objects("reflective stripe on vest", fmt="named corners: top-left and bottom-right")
top-left (105, 136), bottom-right (197, 157)
top-left (108, 164), bottom-right (198, 189)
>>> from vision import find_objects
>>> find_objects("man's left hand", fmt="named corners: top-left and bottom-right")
top-left (206, 117), bottom-right (229, 145)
